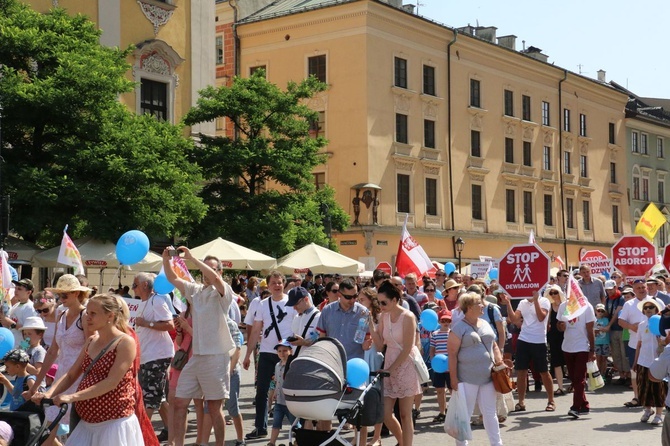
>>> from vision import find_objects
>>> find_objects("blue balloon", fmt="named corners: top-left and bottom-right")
top-left (444, 262), bottom-right (456, 275)
top-left (489, 268), bottom-right (499, 280)
top-left (434, 290), bottom-right (444, 300)
top-left (420, 309), bottom-right (439, 331)
top-left (0, 328), bottom-right (14, 358)
top-left (649, 314), bottom-right (662, 337)
top-left (154, 273), bottom-right (175, 295)
top-left (431, 354), bottom-right (449, 373)
top-left (116, 230), bottom-right (150, 265)
top-left (346, 358), bottom-right (369, 388)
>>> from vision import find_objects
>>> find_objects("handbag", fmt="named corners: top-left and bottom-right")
top-left (387, 314), bottom-right (430, 384)
top-left (491, 363), bottom-right (514, 394)
top-left (586, 360), bottom-right (605, 390)
top-left (171, 345), bottom-right (191, 371)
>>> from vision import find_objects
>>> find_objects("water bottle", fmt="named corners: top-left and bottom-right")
top-left (354, 317), bottom-right (368, 344)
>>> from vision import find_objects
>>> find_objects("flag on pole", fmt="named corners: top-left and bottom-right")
top-left (482, 261), bottom-right (493, 285)
top-left (0, 250), bottom-right (13, 306)
top-left (528, 229), bottom-right (536, 244)
top-left (635, 203), bottom-right (667, 241)
top-left (168, 257), bottom-right (195, 312)
top-left (559, 274), bottom-right (589, 321)
top-left (554, 255), bottom-right (565, 268)
top-left (57, 226), bottom-right (84, 275)
top-left (395, 215), bottom-right (436, 278)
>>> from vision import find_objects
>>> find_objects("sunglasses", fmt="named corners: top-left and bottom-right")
top-left (36, 308), bottom-right (50, 314)
top-left (340, 292), bottom-right (358, 299)
top-left (559, 274), bottom-right (569, 278)
top-left (425, 289), bottom-right (435, 292)
top-left (379, 300), bottom-right (389, 307)
top-left (643, 306), bottom-right (657, 311)
top-left (549, 291), bottom-right (559, 295)
top-left (440, 319), bottom-right (450, 323)
top-left (596, 309), bottom-right (605, 312)
top-left (330, 288), bottom-right (339, 293)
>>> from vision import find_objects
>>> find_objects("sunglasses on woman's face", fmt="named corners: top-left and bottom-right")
top-left (549, 291), bottom-right (559, 295)
top-left (379, 300), bottom-right (389, 307)
top-left (36, 308), bottom-right (50, 314)
top-left (425, 288), bottom-right (435, 292)
top-left (643, 306), bottom-right (657, 311)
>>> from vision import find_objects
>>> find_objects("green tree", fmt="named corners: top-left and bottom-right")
top-left (184, 70), bottom-right (349, 256)
top-left (0, 0), bottom-right (206, 245)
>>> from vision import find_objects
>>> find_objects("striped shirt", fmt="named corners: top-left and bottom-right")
top-left (430, 329), bottom-right (449, 355)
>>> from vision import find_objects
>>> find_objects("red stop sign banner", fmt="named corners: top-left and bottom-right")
top-left (611, 235), bottom-right (656, 279)
top-left (375, 262), bottom-right (393, 275)
top-left (663, 244), bottom-right (670, 273)
top-left (579, 250), bottom-right (611, 275)
top-left (498, 244), bottom-right (550, 299)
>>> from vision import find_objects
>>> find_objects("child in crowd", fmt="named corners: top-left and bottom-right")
top-left (267, 340), bottom-right (298, 446)
top-left (429, 309), bottom-right (452, 423)
top-left (226, 317), bottom-right (246, 446)
top-left (594, 303), bottom-right (610, 376)
top-left (0, 349), bottom-right (36, 410)
top-left (19, 316), bottom-right (47, 376)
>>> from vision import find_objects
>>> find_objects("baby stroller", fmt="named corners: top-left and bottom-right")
top-left (0, 398), bottom-right (68, 446)
top-left (284, 337), bottom-right (385, 446)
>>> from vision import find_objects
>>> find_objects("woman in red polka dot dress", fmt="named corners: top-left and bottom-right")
top-left (33, 294), bottom-right (144, 445)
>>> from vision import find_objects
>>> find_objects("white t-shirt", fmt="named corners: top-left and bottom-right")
top-left (620, 297), bottom-right (664, 348)
top-left (637, 319), bottom-right (662, 368)
top-left (518, 297), bottom-right (551, 344)
top-left (557, 302), bottom-right (596, 353)
top-left (183, 281), bottom-right (235, 356)
top-left (9, 302), bottom-right (36, 348)
top-left (244, 297), bottom-right (261, 326)
top-left (254, 296), bottom-right (295, 353)
top-left (136, 295), bottom-right (175, 364)
top-left (291, 307), bottom-right (321, 345)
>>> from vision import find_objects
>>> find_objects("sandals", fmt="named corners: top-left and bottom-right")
top-left (432, 413), bottom-right (446, 423)
top-left (555, 388), bottom-right (566, 396)
top-left (514, 403), bottom-right (526, 412)
top-left (624, 397), bottom-right (641, 407)
top-left (545, 401), bottom-right (556, 412)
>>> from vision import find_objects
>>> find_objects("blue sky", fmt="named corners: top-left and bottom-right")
top-left (418, 0), bottom-right (670, 99)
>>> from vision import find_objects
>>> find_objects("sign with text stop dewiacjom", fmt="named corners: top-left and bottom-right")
top-left (498, 244), bottom-right (550, 299)
top-left (611, 235), bottom-right (656, 279)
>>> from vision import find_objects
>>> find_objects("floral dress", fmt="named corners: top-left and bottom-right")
top-left (383, 311), bottom-right (422, 398)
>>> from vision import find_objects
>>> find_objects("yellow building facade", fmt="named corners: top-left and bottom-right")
top-left (229, 0), bottom-right (630, 270)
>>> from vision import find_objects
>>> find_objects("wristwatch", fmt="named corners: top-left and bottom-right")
top-left (9, 323), bottom-right (16, 329)
top-left (149, 322), bottom-right (155, 328)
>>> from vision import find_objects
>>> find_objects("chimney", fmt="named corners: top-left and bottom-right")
top-left (497, 35), bottom-right (517, 50)
top-left (475, 26), bottom-right (497, 43)
top-left (381, 0), bottom-right (402, 7)
top-left (521, 46), bottom-right (548, 63)
top-left (401, 4), bottom-right (415, 14)
top-left (457, 25), bottom-right (476, 36)
top-left (597, 69), bottom-right (606, 82)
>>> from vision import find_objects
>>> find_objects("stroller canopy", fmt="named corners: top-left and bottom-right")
top-left (284, 337), bottom-right (347, 398)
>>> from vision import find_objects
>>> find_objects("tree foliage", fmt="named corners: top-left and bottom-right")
top-left (0, 0), bottom-right (206, 245)
top-left (184, 70), bottom-right (349, 256)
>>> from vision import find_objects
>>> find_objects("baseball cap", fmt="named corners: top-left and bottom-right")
top-left (595, 303), bottom-right (606, 311)
top-left (604, 280), bottom-right (616, 290)
top-left (492, 288), bottom-right (506, 296)
top-left (286, 286), bottom-right (310, 307)
top-left (438, 309), bottom-right (452, 321)
top-left (274, 340), bottom-right (293, 351)
top-left (622, 287), bottom-right (634, 295)
top-left (12, 278), bottom-right (34, 290)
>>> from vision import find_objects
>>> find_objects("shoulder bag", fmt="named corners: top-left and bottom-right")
top-left (388, 313), bottom-right (430, 384)
top-left (284, 309), bottom-right (319, 378)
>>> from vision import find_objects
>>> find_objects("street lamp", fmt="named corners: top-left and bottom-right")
top-left (455, 237), bottom-right (465, 272)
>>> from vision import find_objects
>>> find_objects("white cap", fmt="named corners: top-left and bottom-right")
top-left (604, 280), bottom-right (616, 290)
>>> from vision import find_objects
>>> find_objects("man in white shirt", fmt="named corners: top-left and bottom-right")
top-left (287, 287), bottom-right (320, 349)
top-left (3, 279), bottom-right (37, 347)
top-left (500, 290), bottom-right (555, 412)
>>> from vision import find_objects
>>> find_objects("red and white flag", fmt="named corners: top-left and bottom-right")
top-left (559, 274), bottom-right (589, 321)
top-left (395, 215), bottom-right (436, 278)
top-left (57, 225), bottom-right (84, 275)
top-left (554, 255), bottom-right (565, 268)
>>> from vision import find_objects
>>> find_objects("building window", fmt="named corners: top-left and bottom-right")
top-left (471, 130), bottom-right (481, 157)
top-left (505, 138), bottom-right (514, 164)
top-left (313, 172), bottom-right (326, 190)
top-left (504, 90), bottom-right (514, 116)
top-left (658, 138), bottom-right (665, 158)
top-left (542, 101), bottom-right (550, 126)
top-left (140, 78), bottom-right (168, 121)
top-left (523, 141), bottom-right (532, 167)
top-left (566, 198), bottom-right (574, 229)
top-left (659, 179), bottom-right (665, 203)
top-left (394, 57), bottom-right (407, 88)
top-left (661, 224), bottom-right (668, 247)
top-left (308, 55), bottom-right (327, 83)
top-left (564, 151), bottom-right (571, 174)
top-left (643, 178), bottom-right (650, 201)
top-left (543, 194), bottom-right (553, 226)
top-left (309, 111), bottom-right (326, 138)
top-left (610, 162), bottom-right (616, 184)
top-left (583, 200), bottom-right (591, 231)
top-left (579, 113), bottom-right (587, 137)
top-left (423, 65), bottom-right (435, 96)
top-left (250, 65), bottom-right (266, 76)
top-left (641, 133), bottom-right (649, 155)
top-left (397, 174), bottom-right (410, 213)
top-left (563, 108), bottom-right (570, 132)
top-left (543, 146), bottom-right (551, 170)
top-left (580, 155), bottom-right (588, 177)
top-left (426, 178), bottom-right (437, 216)
top-left (216, 36), bottom-right (223, 65)
top-left (424, 120), bottom-right (435, 148)
top-left (633, 176), bottom-right (641, 200)
top-left (395, 113), bottom-right (408, 144)
top-left (523, 191), bottom-right (533, 224)
top-left (470, 79), bottom-right (481, 108)
top-left (505, 189), bottom-right (515, 223)
top-left (522, 95), bottom-right (531, 121)
top-left (612, 205), bottom-right (620, 233)
top-left (609, 122), bottom-right (615, 144)
top-left (632, 131), bottom-right (639, 153)
top-left (472, 184), bottom-right (482, 220)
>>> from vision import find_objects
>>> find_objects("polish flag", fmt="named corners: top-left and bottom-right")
top-left (395, 215), bottom-right (436, 278)
top-left (554, 255), bottom-right (565, 268)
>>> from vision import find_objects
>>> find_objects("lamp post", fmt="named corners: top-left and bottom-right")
top-left (455, 237), bottom-right (465, 272)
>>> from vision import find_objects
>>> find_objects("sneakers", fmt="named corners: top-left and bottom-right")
top-left (156, 429), bottom-right (168, 442)
top-left (245, 428), bottom-right (268, 440)
top-left (567, 409), bottom-right (580, 419)
top-left (652, 415), bottom-right (664, 426)
top-left (641, 409), bottom-right (653, 423)
top-left (234, 441), bottom-right (246, 446)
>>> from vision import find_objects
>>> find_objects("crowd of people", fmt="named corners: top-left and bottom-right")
top-left (1, 254), bottom-right (670, 446)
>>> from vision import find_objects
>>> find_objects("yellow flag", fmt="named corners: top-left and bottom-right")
top-left (635, 203), bottom-right (667, 241)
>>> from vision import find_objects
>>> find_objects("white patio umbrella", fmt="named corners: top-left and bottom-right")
top-left (5, 236), bottom-right (43, 265)
top-left (276, 243), bottom-right (365, 275)
top-left (186, 237), bottom-right (276, 271)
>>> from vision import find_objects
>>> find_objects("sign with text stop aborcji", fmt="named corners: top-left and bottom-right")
top-left (498, 244), bottom-right (550, 299)
top-left (612, 235), bottom-right (656, 279)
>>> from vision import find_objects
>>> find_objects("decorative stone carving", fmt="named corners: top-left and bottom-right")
top-left (564, 189), bottom-right (575, 196)
top-left (137, 1), bottom-right (174, 35)
top-left (395, 161), bottom-right (414, 172)
top-left (580, 141), bottom-right (588, 154)
top-left (394, 94), bottom-right (410, 112)
top-left (581, 192), bottom-right (591, 198)
top-left (522, 182), bottom-right (534, 189)
top-left (424, 165), bottom-right (441, 175)
top-left (423, 102), bottom-right (437, 118)
top-left (470, 174), bottom-right (485, 182)
top-left (471, 114), bottom-right (482, 130)
top-left (504, 180), bottom-right (517, 186)
top-left (52, 0), bottom-right (58, 6)
top-left (142, 52), bottom-right (171, 76)
top-left (544, 131), bottom-right (553, 144)
top-left (564, 135), bottom-right (573, 151)
top-left (505, 123), bottom-right (515, 136)
top-left (543, 186), bottom-right (553, 192)
top-left (522, 126), bottom-right (534, 140)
